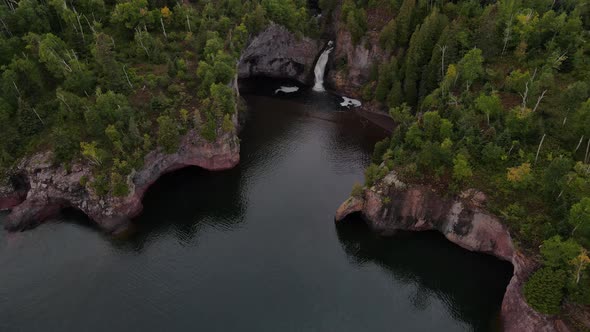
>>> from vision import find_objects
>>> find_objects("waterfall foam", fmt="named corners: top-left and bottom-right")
top-left (312, 41), bottom-right (333, 92)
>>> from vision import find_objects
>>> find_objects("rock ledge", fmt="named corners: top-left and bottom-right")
top-left (3, 129), bottom-right (239, 233)
top-left (335, 171), bottom-right (567, 332)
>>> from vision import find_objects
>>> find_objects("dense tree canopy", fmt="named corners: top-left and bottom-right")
top-left (0, 0), bottom-right (313, 196)
top-left (348, 0), bottom-right (590, 317)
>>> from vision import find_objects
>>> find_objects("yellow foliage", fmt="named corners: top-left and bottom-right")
top-left (180, 108), bottom-right (189, 123)
top-left (161, 6), bottom-right (171, 18)
top-left (515, 106), bottom-right (532, 119)
top-left (515, 40), bottom-right (528, 59)
top-left (446, 64), bottom-right (457, 80)
top-left (507, 162), bottom-right (531, 182)
top-left (576, 251), bottom-right (590, 265)
top-left (516, 14), bottom-right (531, 25)
top-left (570, 249), bottom-right (590, 283)
top-left (441, 138), bottom-right (453, 150)
top-left (442, 64), bottom-right (458, 92)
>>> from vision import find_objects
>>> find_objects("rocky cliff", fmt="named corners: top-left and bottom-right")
top-left (0, 180), bottom-right (26, 211)
top-left (238, 23), bottom-right (323, 84)
top-left (3, 128), bottom-right (239, 233)
top-left (326, 7), bottom-right (389, 98)
top-left (335, 171), bottom-right (568, 332)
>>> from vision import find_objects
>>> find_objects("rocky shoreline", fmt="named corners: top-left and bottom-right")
top-left (335, 171), bottom-right (569, 332)
top-left (0, 16), bottom-right (564, 331)
top-left (1, 127), bottom-right (239, 233)
top-left (1, 22), bottom-right (321, 234)
top-left (0, 183), bottom-right (26, 211)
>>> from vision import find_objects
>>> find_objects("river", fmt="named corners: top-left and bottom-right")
top-left (0, 79), bottom-right (512, 331)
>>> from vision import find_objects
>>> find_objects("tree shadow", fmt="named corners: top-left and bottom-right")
top-left (111, 166), bottom-right (247, 252)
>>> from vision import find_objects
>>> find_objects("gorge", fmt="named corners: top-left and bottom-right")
top-left (0, 81), bottom-right (514, 332)
top-left (1, 0), bottom-right (588, 331)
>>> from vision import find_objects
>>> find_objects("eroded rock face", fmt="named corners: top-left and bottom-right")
top-left (4, 129), bottom-right (239, 233)
top-left (335, 171), bottom-right (565, 332)
top-left (0, 181), bottom-right (26, 211)
top-left (326, 7), bottom-right (389, 97)
top-left (238, 23), bottom-right (323, 84)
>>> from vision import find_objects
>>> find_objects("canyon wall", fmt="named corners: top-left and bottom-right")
top-left (335, 171), bottom-right (567, 332)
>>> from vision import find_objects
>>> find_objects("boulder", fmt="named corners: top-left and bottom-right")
top-left (238, 23), bottom-right (323, 84)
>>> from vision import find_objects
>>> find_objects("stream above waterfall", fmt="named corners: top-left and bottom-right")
top-left (0, 78), bottom-right (512, 332)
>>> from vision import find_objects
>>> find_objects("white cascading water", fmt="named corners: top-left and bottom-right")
top-left (312, 41), bottom-right (334, 92)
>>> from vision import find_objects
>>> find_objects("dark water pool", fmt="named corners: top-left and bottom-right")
top-left (0, 79), bottom-right (512, 331)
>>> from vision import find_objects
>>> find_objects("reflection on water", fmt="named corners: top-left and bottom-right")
top-left (337, 217), bottom-right (513, 332)
top-left (0, 78), bottom-right (511, 332)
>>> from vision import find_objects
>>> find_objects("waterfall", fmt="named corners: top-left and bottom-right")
top-left (312, 41), bottom-right (334, 92)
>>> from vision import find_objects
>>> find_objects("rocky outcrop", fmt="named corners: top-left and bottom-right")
top-left (326, 7), bottom-right (389, 97)
top-left (4, 128), bottom-right (239, 233)
top-left (238, 23), bottom-right (323, 84)
top-left (0, 180), bottom-right (26, 211)
top-left (335, 171), bottom-right (566, 332)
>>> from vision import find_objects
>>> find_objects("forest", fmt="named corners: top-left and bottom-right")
top-left (0, 0), bottom-right (312, 196)
top-left (330, 0), bottom-right (590, 320)
top-left (1, 0), bottom-right (589, 326)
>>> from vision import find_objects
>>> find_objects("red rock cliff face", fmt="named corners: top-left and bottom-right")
top-left (335, 172), bottom-right (567, 332)
top-left (0, 182), bottom-right (26, 211)
top-left (3, 128), bottom-right (239, 233)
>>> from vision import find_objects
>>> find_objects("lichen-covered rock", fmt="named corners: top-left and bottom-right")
top-left (238, 23), bottom-right (323, 84)
top-left (335, 171), bottom-right (566, 332)
top-left (4, 128), bottom-right (239, 233)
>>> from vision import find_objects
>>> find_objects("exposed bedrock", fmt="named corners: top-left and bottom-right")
top-left (0, 185), bottom-right (25, 211)
top-left (4, 129), bottom-right (239, 233)
top-left (326, 6), bottom-right (388, 98)
top-left (238, 23), bottom-right (324, 84)
top-left (335, 172), bottom-right (568, 332)
top-left (0, 173), bottom-right (29, 211)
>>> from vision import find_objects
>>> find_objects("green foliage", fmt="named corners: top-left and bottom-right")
top-left (372, 138), bottom-right (390, 164)
top-left (157, 115), bottom-right (180, 154)
top-left (1, 0), bottom-right (318, 200)
top-left (452, 154), bottom-right (472, 183)
top-left (389, 103), bottom-right (413, 127)
top-left (541, 236), bottom-right (581, 269)
top-left (356, 3), bottom-right (590, 316)
top-left (569, 198), bottom-right (590, 246)
top-left (475, 92), bottom-right (502, 124)
top-left (457, 48), bottom-right (484, 90)
top-left (351, 182), bottom-right (364, 198)
top-left (261, 0), bottom-right (309, 33)
top-left (403, 8), bottom-right (448, 105)
top-left (222, 114), bottom-right (234, 133)
top-left (524, 267), bottom-right (566, 315)
top-left (364, 163), bottom-right (389, 187)
top-left (341, 0), bottom-right (368, 45)
top-left (395, 0), bottom-right (417, 47)
top-left (111, 171), bottom-right (130, 197)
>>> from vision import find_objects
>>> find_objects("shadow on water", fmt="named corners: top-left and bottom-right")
top-left (336, 214), bottom-right (514, 332)
top-left (120, 166), bottom-right (246, 252)
top-left (0, 77), bottom-right (514, 332)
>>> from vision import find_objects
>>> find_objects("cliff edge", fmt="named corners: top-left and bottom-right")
top-left (335, 171), bottom-right (568, 332)
top-left (2, 128), bottom-right (239, 233)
